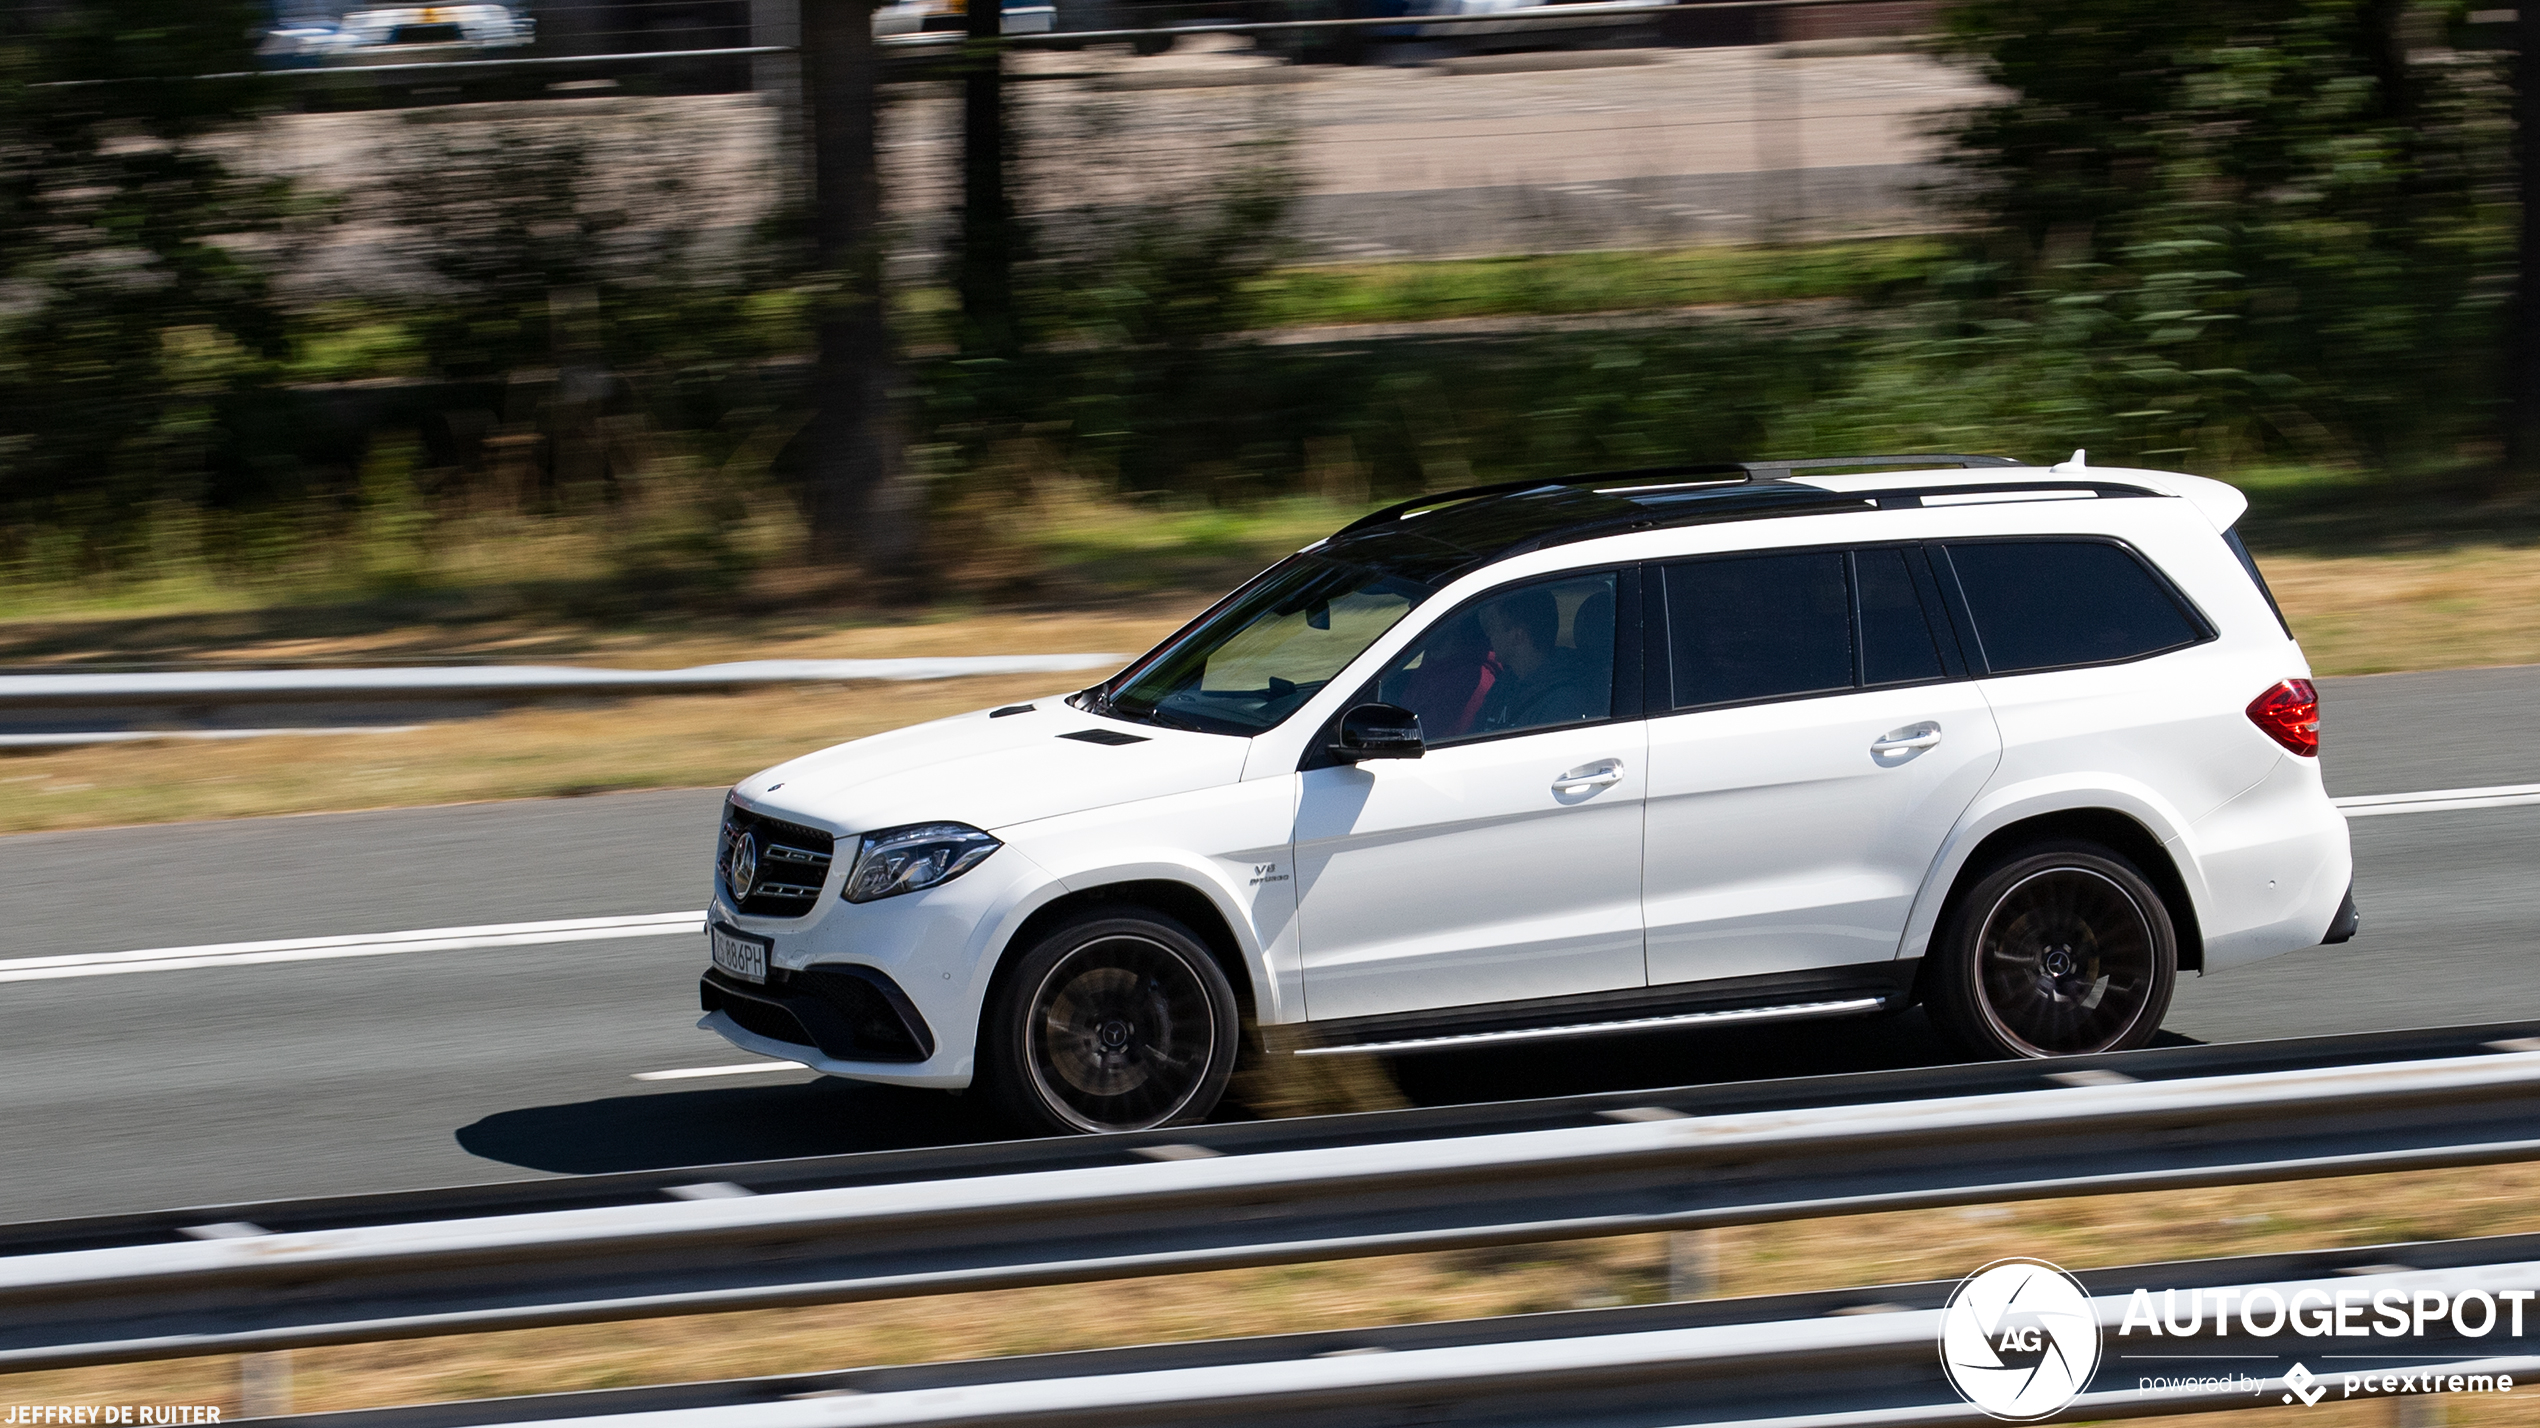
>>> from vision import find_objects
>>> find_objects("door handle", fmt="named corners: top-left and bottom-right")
top-left (1870, 722), bottom-right (1943, 756)
top-left (1552, 759), bottom-right (1625, 794)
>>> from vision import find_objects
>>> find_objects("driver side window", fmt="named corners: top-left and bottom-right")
top-left (1376, 572), bottom-right (1618, 746)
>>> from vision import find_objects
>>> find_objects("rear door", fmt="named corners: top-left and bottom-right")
top-left (1934, 536), bottom-right (2259, 828)
top-left (1294, 569), bottom-right (1649, 1022)
top-left (1640, 545), bottom-right (2003, 987)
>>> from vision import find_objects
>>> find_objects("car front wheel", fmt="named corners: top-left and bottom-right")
top-left (982, 909), bottom-right (1240, 1136)
top-left (1928, 840), bottom-right (2178, 1060)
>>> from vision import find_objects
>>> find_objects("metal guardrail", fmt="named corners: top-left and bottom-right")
top-left (0, 655), bottom-right (1124, 708)
top-left (8, 1043), bottom-right (2540, 1372)
top-left (12, 1018), bottom-right (2536, 1259)
top-left (227, 1234), bottom-right (2540, 1427)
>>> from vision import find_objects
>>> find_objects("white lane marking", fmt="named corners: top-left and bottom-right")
top-left (9, 776), bottom-right (2534, 987)
top-left (2335, 782), bottom-right (2540, 818)
top-left (0, 911), bottom-right (706, 984)
top-left (633, 1060), bottom-right (811, 1082)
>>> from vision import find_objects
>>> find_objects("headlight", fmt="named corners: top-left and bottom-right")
top-left (842, 822), bottom-right (1002, 903)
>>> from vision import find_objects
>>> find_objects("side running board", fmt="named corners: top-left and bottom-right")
top-left (1293, 997), bottom-right (1890, 1057)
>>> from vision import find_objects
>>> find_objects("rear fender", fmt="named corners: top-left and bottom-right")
top-left (1899, 777), bottom-right (2214, 965)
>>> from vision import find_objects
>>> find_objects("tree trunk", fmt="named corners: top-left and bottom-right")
top-left (802, 0), bottom-right (920, 573)
top-left (2507, 4), bottom-right (2540, 481)
top-left (958, 0), bottom-right (1017, 356)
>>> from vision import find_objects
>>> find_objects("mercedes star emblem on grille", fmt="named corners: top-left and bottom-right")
top-left (726, 828), bottom-right (760, 901)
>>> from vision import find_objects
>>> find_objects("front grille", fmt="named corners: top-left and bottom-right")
top-left (721, 804), bottom-right (838, 918)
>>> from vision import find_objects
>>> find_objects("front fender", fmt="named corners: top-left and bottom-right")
top-left (994, 776), bottom-right (1303, 1026)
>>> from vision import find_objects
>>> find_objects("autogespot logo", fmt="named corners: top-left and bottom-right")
top-left (1940, 1258), bottom-right (2103, 1420)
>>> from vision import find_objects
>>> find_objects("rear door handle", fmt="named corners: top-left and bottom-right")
top-left (1871, 722), bottom-right (1942, 756)
top-left (1553, 759), bottom-right (1625, 793)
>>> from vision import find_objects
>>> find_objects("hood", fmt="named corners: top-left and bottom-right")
top-left (731, 695), bottom-right (1252, 836)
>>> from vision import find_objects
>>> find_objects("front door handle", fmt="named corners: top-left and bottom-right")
top-left (1871, 722), bottom-right (1943, 757)
top-left (1552, 759), bottom-right (1625, 794)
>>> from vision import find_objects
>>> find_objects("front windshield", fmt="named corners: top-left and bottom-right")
top-left (1100, 554), bottom-right (1441, 735)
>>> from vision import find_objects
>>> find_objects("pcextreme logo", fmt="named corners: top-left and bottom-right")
top-left (1939, 1258), bottom-right (2103, 1420)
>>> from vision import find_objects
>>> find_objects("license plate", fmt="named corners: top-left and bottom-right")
top-left (709, 924), bottom-right (769, 984)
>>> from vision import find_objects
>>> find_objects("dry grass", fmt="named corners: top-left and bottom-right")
top-left (3, 539), bottom-right (2539, 836)
top-left (0, 673), bottom-right (1085, 836)
top-left (0, 609), bottom-right (1192, 836)
top-left (11, 1163), bottom-right (2540, 1417)
top-left (0, 604), bottom-right (1191, 674)
top-left (2264, 545), bottom-right (2540, 676)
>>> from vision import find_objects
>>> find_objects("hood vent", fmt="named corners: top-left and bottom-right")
top-left (1060, 729), bottom-right (1148, 746)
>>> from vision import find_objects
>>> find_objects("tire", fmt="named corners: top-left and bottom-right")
top-left (1926, 840), bottom-right (2178, 1060)
top-left (981, 908), bottom-right (1241, 1136)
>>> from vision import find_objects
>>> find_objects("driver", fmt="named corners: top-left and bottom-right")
top-left (1475, 587), bottom-right (1601, 733)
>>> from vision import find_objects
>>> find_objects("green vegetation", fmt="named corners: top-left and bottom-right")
top-left (1236, 238), bottom-right (1947, 329)
top-left (1933, 0), bottom-right (2511, 473)
top-left (1, 1), bottom-right (2529, 616)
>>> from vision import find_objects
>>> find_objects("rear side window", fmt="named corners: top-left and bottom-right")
top-left (1661, 547), bottom-right (1953, 709)
top-left (1942, 540), bottom-right (2208, 675)
top-left (1855, 547), bottom-right (1946, 687)
top-left (1664, 551), bottom-right (1852, 709)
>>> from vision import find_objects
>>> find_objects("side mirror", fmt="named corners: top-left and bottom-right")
top-left (1332, 703), bottom-right (1424, 762)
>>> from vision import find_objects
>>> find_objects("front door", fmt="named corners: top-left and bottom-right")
top-left (1295, 570), bottom-right (1648, 1022)
top-left (1640, 546), bottom-right (2003, 986)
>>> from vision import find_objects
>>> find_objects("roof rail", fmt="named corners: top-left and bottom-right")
top-left (1329, 465), bottom-right (1743, 538)
top-left (1331, 455), bottom-right (2027, 538)
top-left (1739, 453), bottom-right (2027, 478)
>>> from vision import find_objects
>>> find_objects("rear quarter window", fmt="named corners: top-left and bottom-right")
top-left (1941, 539), bottom-right (2210, 675)
top-left (2222, 528), bottom-right (2294, 638)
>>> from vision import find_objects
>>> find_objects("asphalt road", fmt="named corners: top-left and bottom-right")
top-left (0, 667), bottom-right (2533, 1223)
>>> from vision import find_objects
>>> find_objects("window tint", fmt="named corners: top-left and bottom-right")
top-left (1665, 551), bottom-right (1852, 709)
top-left (1855, 547), bottom-right (1945, 687)
top-left (2222, 528), bottom-right (2293, 637)
top-left (1945, 540), bottom-right (2204, 674)
top-left (1377, 572), bottom-right (1616, 744)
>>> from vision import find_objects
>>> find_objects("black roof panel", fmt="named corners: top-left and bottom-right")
top-left (1315, 455), bottom-right (2052, 574)
top-left (1320, 476), bottom-right (1871, 574)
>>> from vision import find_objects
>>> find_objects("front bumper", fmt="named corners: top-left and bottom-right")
top-left (699, 964), bottom-right (935, 1063)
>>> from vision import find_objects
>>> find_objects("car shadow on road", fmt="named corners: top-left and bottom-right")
top-left (458, 1011), bottom-right (2208, 1175)
top-left (1386, 1008), bottom-right (2206, 1107)
top-left (456, 1077), bottom-right (1004, 1175)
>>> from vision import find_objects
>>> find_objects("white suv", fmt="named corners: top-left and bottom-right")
top-left (699, 455), bottom-right (2356, 1135)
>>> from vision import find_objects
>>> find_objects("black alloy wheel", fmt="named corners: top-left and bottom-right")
top-left (983, 909), bottom-right (1240, 1136)
top-left (1928, 840), bottom-right (2178, 1059)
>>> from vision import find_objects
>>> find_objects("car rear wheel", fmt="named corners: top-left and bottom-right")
top-left (982, 909), bottom-right (1240, 1136)
top-left (1928, 840), bottom-right (2177, 1060)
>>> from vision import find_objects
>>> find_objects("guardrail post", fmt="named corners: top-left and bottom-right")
top-left (1668, 1229), bottom-right (1720, 1299)
top-left (240, 1350), bottom-right (293, 1417)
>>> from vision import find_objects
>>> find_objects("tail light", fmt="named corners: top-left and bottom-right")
top-left (2247, 678), bottom-right (2319, 757)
